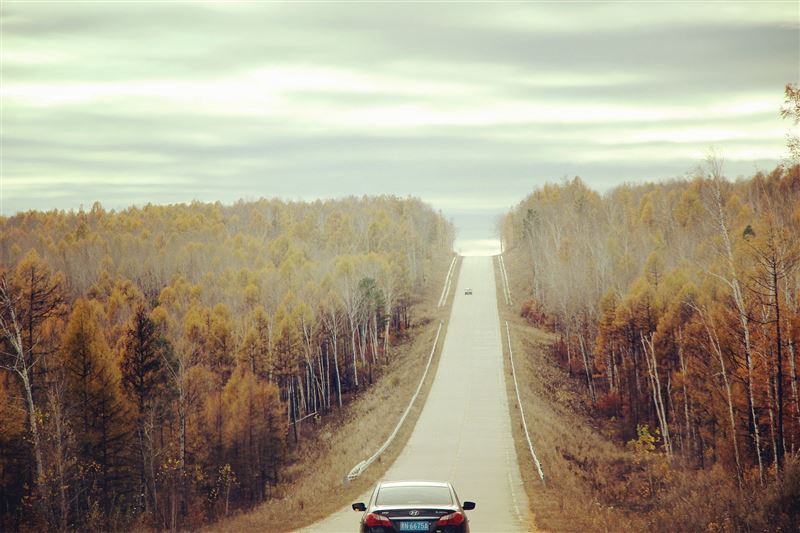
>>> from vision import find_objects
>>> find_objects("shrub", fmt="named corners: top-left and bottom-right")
top-left (596, 392), bottom-right (621, 418)
top-left (520, 299), bottom-right (547, 326)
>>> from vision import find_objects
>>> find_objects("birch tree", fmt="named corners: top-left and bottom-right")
top-left (701, 156), bottom-right (765, 482)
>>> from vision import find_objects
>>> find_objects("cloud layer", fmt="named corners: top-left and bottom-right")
top-left (2, 2), bottom-right (797, 242)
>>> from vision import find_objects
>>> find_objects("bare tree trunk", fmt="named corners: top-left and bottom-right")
top-left (324, 345), bottom-right (331, 411)
top-left (642, 332), bottom-right (672, 458)
top-left (317, 350), bottom-right (326, 412)
top-left (48, 386), bottom-right (69, 532)
top-left (298, 373), bottom-right (306, 427)
top-left (0, 293), bottom-right (49, 510)
top-left (145, 412), bottom-right (159, 517)
top-left (23, 371), bottom-right (46, 490)
top-left (331, 332), bottom-right (342, 409)
top-left (698, 307), bottom-right (743, 486)
top-left (745, 362), bottom-right (765, 483)
top-left (757, 307), bottom-right (780, 479)
top-left (564, 325), bottom-right (572, 374)
top-left (705, 167), bottom-right (764, 483)
top-left (632, 342), bottom-right (642, 397)
top-left (372, 316), bottom-right (381, 365)
top-left (677, 330), bottom-right (693, 460)
top-left (224, 480), bottom-right (231, 517)
top-left (350, 323), bottom-right (359, 389)
top-left (290, 379), bottom-right (298, 444)
top-left (310, 361), bottom-right (317, 415)
top-left (765, 362), bottom-right (779, 481)
top-left (326, 346), bottom-right (332, 411)
top-left (789, 340), bottom-right (800, 445)
top-left (667, 372), bottom-right (677, 452)
top-left (162, 347), bottom-right (187, 521)
top-left (578, 332), bottom-right (596, 403)
top-left (357, 318), bottom-right (370, 384)
top-left (170, 478), bottom-right (177, 533)
top-left (383, 309), bottom-right (391, 361)
top-left (179, 385), bottom-right (186, 482)
top-left (784, 281), bottom-right (800, 446)
top-left (772, 264), bottom-right (785, 470)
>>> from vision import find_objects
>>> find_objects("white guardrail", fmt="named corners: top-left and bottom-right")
top-left (498, 254), bottom-right (512, 306)
top-left (505, 321), bottom-right (545, 485)
top-left (437, 255), bottom-right (457, 309)
top-left (346, 320), bottom-right (444, 481)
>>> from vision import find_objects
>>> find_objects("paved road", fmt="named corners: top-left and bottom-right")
top-left (302, 256), bottom-right (531, 532)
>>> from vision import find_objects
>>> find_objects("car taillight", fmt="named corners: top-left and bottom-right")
top-left (365, 512), bottom-right (393, 527)
top-left (435, 511), bottom-right (465, 526)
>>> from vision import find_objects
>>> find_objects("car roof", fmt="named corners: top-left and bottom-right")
top-left (378, 480), bottom-right (450, 488)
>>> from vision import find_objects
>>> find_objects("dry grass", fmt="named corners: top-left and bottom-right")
top-left (499, 314), bottom-right (633, 532)
top-left (207, 255), bottom-right (460, 532)
top-left (495, 256), bottom-right (626, 532)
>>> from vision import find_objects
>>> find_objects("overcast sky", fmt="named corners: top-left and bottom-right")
top-left (1, 1), bottom-right (798, 249)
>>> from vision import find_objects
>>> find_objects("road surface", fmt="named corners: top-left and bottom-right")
top-left (302, 256), bottom-right (531, 532)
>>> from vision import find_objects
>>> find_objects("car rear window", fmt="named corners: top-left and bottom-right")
top-left (376, 486), bottom-right (453, 506)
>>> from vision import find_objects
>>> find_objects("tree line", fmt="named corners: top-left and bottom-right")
top-left (0, 195), bottom-right (454, 531)
top-left (501, 162), bottom-right (800, 488)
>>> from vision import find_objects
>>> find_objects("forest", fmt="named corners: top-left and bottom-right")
top-left (0, 195), bottom-right (454, 531)
top-left (501, 161), bottom-right (800, 521)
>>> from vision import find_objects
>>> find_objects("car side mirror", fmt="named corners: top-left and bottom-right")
top-left (352, 502), bottom-right (366, 512)
top-left (462, 501), bottom-right (475, 510)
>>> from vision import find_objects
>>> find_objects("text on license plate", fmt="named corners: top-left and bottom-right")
top-left (397, 521), bottom-right (429, 532)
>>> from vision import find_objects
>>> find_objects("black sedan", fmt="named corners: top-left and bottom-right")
top-left (352, 480), bottom-right (475, 533)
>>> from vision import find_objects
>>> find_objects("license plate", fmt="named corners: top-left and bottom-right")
top-left (397, 521), bottom-right (429, 532)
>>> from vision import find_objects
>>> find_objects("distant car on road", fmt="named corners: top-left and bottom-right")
top-left (464, 288), bottom-right (472, 295)
top-left (352, 480), bottom-right (475, 533)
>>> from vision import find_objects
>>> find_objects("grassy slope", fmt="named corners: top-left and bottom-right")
top-left (494, 254), bottom-right (633, 532)
top-left (208, 255), bottom-right (460, 532)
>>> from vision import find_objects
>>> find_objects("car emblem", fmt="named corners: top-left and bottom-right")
top-left (409, 510), bottom-right (420, 516)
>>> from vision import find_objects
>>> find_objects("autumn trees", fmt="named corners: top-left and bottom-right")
top-left (0, 251), bottom-right (64, 522)
top-left (61, 298), bottom-right (129, 520)
top-left (0, 195), bottom-right (454, 530)
top-left (502, 164), bottom-right (800, 486)
top-left (121, 306), bottom-right (169, 515)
